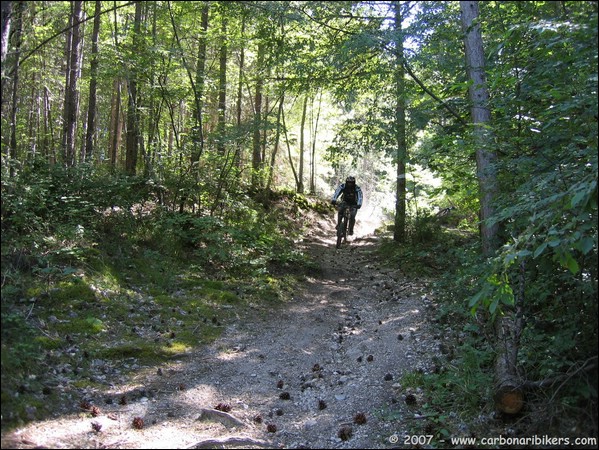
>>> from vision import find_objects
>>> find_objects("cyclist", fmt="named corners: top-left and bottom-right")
top-left (331, 176), bottom-right (363, 235)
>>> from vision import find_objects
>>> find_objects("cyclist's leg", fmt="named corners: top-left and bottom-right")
top-left (348, 207), bottom-right (357, 234)
top-left (336, 206), bottom-right (344, 230)
top-left (337, 204), bottom-right (349, 230)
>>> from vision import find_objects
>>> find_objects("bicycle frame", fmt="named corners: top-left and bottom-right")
top-left (336, 202), bottom-right (354, 249)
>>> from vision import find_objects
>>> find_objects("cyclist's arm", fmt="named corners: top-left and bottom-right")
top-left (332, 183), bottom-right (345, 203)
top-left (356, 186), bottom-right (363, 208)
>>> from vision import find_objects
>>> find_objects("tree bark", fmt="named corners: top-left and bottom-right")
top-left (217, 14), bottom-right (227, 156)
top-left (252, 40), bottom-right (264, 186)
top-left (1, 0), bottom-right (12, 107)
top-left (63, 0), bottom-right (83, 167)
top-left (108, 78), bottom-right (122, 169)
top-left (125, 1), bottom-right (142, 175)
top-left (7, 1), bottom-right (22, 177)
top-left (460, 0), bottom-right (499, 255)
top-left (267, 94), bottom-right (284, 191)
top-left (84, 0), bottom-right (102, 162)
top-left (393, 1), bottom-right (407, 243)
top-left (234, 12), bottom-right (245, 175)
top-left (310, 90), bottom-right (322, 195)
top-left (298, 95), bottom-right (308, 194)
top-left (461, 0), bottom-right (522, 415)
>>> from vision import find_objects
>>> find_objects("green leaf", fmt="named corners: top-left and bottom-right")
top-left (558, 252), bottom-right (580, 275)
top-left (533, 242), bottom-right (548, 258)
top-left (576, 237), bottom-right (595, 255)
top-left (489, 296), bottom-right (500, 315)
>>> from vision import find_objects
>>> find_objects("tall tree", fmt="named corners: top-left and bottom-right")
top-left (251, 38), bottom-right (265, 187)
top-left (235, 10), bottom-right (246, 174)
top-left (217, 12), bottom-right (227, 156)
top-left (125, 1), bottom-right (142, 175)
top-left (309, 90), bottom-right (323, 195)
top-left (192, 2), bottom-right (209, 170)
top-left (1, 0), bottom-right (12, 104)
top-left (461, 0), bottom-right (523, 416)
top-left (6, 1), bottom-right (23, 177)
top-left (63, 0), bottom-right (83, 167)
top-left (460, 0), bottom-right (499, 256)
top-left (297, 95), bottom-right (308, 193)
top-left (393, 1), bottom-right (407, 243)
top-left (84, 0), bottom-right (102, 162)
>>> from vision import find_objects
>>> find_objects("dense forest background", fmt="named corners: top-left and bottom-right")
top-left (1, 0), bottom-right (597, 442)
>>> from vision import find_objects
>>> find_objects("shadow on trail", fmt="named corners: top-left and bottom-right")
top-left (1, 220), bottom-right (437, 449)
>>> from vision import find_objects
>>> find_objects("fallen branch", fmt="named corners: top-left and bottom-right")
top-left (521, 355), bottom-right (598, 391)
top-left (197, 408), bottom-right (247, 429)
top-left (186, 436), bottom-right (275, 449)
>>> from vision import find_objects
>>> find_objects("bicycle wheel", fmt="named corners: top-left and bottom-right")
top-left (336, 213), bottom-right (348, 249)
top-left (336, 224), bottom-right (343, 249)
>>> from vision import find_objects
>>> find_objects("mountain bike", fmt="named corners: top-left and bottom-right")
top-left (335, 202), bottom-right (353, 249)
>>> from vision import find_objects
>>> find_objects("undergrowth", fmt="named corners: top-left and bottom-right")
top-left (377, 214), bottom-right (598, 446)
top-left (1, 164), bottom-right (324, 430)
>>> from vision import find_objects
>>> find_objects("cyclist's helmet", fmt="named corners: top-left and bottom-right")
top-left (346, 176), bottom-right (356, 185)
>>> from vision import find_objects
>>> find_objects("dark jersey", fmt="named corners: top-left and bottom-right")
top-left (332, 183), bottom-right (363, 207)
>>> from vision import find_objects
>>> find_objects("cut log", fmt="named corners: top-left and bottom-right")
top-left (494, 310), bottom-right (524, 415)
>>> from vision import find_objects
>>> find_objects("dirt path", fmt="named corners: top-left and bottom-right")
top-left (2, 219), bottom-right (441, 449)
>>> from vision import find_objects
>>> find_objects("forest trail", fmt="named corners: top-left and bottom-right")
top-left (1, 217), bottom-right (441, 449)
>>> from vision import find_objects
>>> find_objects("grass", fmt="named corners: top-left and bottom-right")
top-left (1, 191), bottom-right (324, 429)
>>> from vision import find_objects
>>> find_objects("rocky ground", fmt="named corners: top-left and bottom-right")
top-left (1, 217), bottom-right (443, 449)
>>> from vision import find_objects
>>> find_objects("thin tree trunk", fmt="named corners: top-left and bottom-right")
top-left (43, 85), bottom-right (53, 162)
top-left (309, 89), bottom-right (322, 195)
top-left (252, 40), bottom-right (264, 187)
top-left (7, 1), bottom-right (23, 176)
top-left (282, 105), bottom-right (299, 189)
top-left (266, 93), bottom-right (284, 191)
top-left (192, 2), bottom-right (209, 171)
top-left (108, 78), bottom-right (122, 169)
top-left (1, 0), bottom-right (13, 109)
top-left (125, 1), bottom-right (142, 175)
top-left (235, 13), bottom-right (245, 174)
top-left (393, 1), bottom-right (407, 243)
top-left (84, 0), bottom-right (102, 162)
top-left (63, 0), bottom-right (83, 167)
top-left (297, 95), bottom-right (308, 194)
top-left (217, 15), bottom-right (227, 156)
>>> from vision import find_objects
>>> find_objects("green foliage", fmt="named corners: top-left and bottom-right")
top-left (1, 155), bottom-right (320, 428)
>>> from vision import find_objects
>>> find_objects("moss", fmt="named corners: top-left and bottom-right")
top-left (54, 316), bottom-right (105, 335)
top-left (34, 336), bottom-right (63, 350)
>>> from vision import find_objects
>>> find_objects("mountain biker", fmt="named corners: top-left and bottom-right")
top-left (331, 176), bottom-right (363, 235)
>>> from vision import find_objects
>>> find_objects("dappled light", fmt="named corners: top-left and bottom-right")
top-left (2, 0), bottom-right (597, 447)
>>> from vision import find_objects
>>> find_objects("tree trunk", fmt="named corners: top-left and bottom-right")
top-left (460, 0), bottom-right (522, 415)
top-left (266, 93), bottom-right (284, 191)
top-left (125, 1), bottom-right (142, 175)
top-left (7, 1), bottom-right (22, 176)
top-left (252, 40), bottom-right (264, 187)
top-left (217, 15), bottom-right (227, 156)
top-left (282, 105), bottom-right (299, 190)
top-left (63, 0), bottom-right (83, 167)
top-left (192, 2), bottom-right (208, 170)
top-left (310, 90), bottom-right (322, 195)
top-left (393, 1), bottom-right (407, 243)
top-left (84, 0), bottom-right (102, 162)
top-left (460, 0), bottom-right (499, 255)
top-left (297, 95), bottom-right (308, 194)
top-left (235, 13), bottom-right (245, 174)
top-left (108, 78), bottom-right (122, 169)
top-left (1, 0), bottom-right (13, 108)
